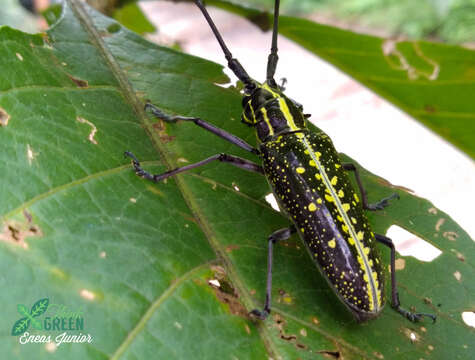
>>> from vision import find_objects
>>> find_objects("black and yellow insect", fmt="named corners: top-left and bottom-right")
top-left (126, 0), bottom-right (436, 323)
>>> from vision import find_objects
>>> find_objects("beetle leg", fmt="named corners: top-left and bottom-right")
top-left (342, 163), bottom-right (399, 211)
top-left (250, 225), bottom-right (296, 320)
top-left (375, 234), bottom-right (437, 323)
top-left (124, 151), bottom-right (264, 182)
top-left (145, 103), bottom-right (260, 155)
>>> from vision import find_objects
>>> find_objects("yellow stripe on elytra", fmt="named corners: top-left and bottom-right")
top-left (278, 98), bottom-right (299, 131)
top-left (260, 107), bottom-right (274, 136)
top-left (300, 135), bottom-right (380, 311)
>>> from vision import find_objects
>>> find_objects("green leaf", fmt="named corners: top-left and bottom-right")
top-left (0, 1), bottom-right (473, 359)
top-left (205, 0), bottom-right (475, 159)
top-left (112, 2), bottom-right (156, 35)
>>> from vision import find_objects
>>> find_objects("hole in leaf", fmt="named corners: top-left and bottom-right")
top-left (462, 312), bottom-right (475, 328)
top-left (208, 279), bottom-right (221, 288)
top-left (386, 225), bottom-right (442, 261)
top-left (265, 193), bottom-right (280, 211)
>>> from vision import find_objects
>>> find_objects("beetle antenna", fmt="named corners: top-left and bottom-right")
top-left (193, 0), bottom-right (254, 89)
top-left (266, 0), bottom-right (280, 87)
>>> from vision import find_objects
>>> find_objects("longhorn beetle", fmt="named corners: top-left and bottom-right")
top-left (125, 0), bottom-right (436, 323)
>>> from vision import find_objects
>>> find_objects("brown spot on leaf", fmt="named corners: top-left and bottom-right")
top-left (443, 231), bottom-right (458, 241)
top-left (280, 238), bottom-right (301, 250)
top-left (0, 211), bottom-right (42, 249)
top-left (395, 258), bottom-right (406, 270)
top-left (225, 244), bottom-right (240, 253)
top-left (428, 207), bottom-right (437, 215)
top-left (0, 107), bottom-right (10, 126)
top-left (435, 218), bottom-right (445, 231)
top-left (76, 116), bottom-right (98, 144)
top-left (27, 144), bottom-right (38, 165)
top-left (376, 178), bottom-right (414, 193)
top-left (152, 122), bottom-right (176, 143)
top-left (271, 314), bottom-right (310, 351)
top-left (454, 271), bottom-right (462, 281)
top-left (318, 351), bottom-right (340, 359)
top-left (67, 74), bottom-right (88, 88)
top-left (451, 249), bottom-right (465, 262)
top-left (208, 266), bottom-right (247, 317)
top-left (277, 288), bottom-right (293, 305)
top-left (403, 328), bottom-right (419, 343)
top-left (424, 105), bottom-right (436, 113)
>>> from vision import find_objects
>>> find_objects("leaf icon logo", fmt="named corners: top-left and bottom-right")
top-left (11, 298), bottom-right (49, 336)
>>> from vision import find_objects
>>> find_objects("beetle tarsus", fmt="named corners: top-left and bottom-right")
top-left (394, 305), bottom-right (437, 323)
top-left (145, 102), bottom-right (178, 123)
top-left (124, 151), bottom-right (156, 180)
top-left (367, 192), bottom-right (400, 211)
top-left (249, 308), bottom-right (270, 320)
